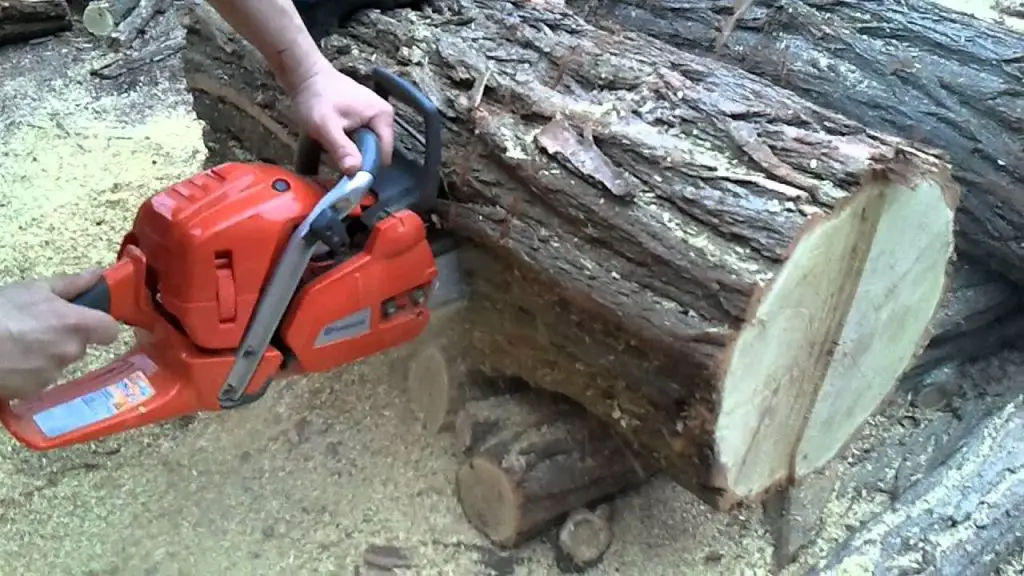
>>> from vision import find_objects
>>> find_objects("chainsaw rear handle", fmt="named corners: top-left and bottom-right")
top-left (71, 277), bottom-right (111, 313)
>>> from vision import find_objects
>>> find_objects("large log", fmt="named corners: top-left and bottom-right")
top-left (808, 399), bottom-right (1024, 575)
top-left (180, 0), bottom-right (962, 507)
top-left (0, 0), bottom-right (72, 46)
top-left (580, 0), bottom-right (1024, 287)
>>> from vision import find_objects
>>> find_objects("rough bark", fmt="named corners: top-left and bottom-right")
top-left (996, 0), bottom-right (1024, 18)
top-left (762, 347), bottom-right (1024, 572)
top-left (808, 400), bottom-right (1024, 576)
top-left (579, 0), bottom-right (1024, 287)
top-left (108, 0), bottom-right (170, 48)
top-left (0, 0), bottom-right (71, 46)
top-left (180, 0), bottom-right (964, 507)
top-left (454, 388), bottom-right (650, 547)
top-left (90, 33), bottom-right (184, 79)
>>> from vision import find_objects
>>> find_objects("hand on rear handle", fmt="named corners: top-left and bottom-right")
top-left (0, 269), bottom-right (120, 400)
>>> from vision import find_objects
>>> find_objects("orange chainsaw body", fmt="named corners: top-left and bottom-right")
top-left (0, 162), bottom-right (438, 450)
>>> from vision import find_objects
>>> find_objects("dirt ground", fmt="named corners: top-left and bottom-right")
top-left (0, 2), bottom-right (1020, 576)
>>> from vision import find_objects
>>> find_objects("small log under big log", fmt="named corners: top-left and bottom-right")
top-left (181, 0), bottom-right (963, 507)
top-left (579, 0), bottom-right (1024, 287)
top-left (454, 387), bottom-right (650, 548)
top-left (0, 0), bottom-right (71, 46)
top-left (808, 399), bottom-right (1024, 576)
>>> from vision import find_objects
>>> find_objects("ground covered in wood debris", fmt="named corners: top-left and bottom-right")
top-left (0, 2), bottom-right (1020, 576)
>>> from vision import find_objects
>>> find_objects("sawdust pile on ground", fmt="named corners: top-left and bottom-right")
top-left (0, 25), bottom-right (774, 576)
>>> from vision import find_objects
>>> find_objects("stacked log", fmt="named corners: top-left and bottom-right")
top-left (811, 395), bottom-right (1024, 575)
top-left (0, 0), bottom-right (72, 46)
top-left (180, 0), bottom-right (966, 514)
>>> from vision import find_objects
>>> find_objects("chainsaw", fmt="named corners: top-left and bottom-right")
top-left (0, 67), bottom-right (466, 451)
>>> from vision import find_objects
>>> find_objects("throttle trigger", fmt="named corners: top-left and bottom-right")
top-left (308, 208), bottom-right (350, 255)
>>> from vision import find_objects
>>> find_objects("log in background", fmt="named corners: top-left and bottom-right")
top-left (582, 0), bottom-right (1024, 286)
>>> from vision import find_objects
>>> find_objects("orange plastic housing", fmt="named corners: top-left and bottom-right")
top-left (0, 162), bottom-right (438, 450)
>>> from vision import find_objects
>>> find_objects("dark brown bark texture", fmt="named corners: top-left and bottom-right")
top-left (579, 0), bottom-right (1024, 286)
top-left (0, 0), bottom-right (72, 46)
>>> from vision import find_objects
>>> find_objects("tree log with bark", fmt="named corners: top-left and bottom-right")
top-left (180, 0), bottom-right (964, 508)
top-left (808, 399), bottom-right (1024, 575)
top-left (579, 0), bottom-right (1024, 287)
top-left (0, 0), bottom-right (71, 46)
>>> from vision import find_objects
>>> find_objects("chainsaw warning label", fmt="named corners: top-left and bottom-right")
top-left (32, 371), bottom-right (155, 438)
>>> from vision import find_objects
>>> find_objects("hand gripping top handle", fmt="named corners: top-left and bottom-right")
top-left (294, 67), bottom-right (442, 221)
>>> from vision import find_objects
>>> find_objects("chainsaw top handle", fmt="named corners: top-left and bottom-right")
top-left (294, 67), bottom-right (442, 214)
top-left (294, 127), bottom-right (382, 179)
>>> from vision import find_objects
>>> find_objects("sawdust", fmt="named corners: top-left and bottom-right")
top-left (0, 18), bottom-right (773, 576)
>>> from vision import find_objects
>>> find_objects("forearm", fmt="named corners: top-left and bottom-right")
top-left (204, 0), bottom-right (328, 94)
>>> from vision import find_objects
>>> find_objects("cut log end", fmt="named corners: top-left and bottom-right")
top-left (83, 2), bottom-right (116, 36)
top-left (456, 456), bottom-right (524, 547)
top-left (555, 508), bottom-right (614, 572)
top-left (406, 345), bottom-right (456, 434)
top-left (83, 0), bottom-right (140, 37)
top-left (714, 171), bottom-right (957, 504)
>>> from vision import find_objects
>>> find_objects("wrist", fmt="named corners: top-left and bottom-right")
top-left (273, 40), bottom-right (332, 95)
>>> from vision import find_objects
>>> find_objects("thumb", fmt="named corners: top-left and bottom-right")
top-left (46, 268), bottom-right (104, 300)
top-left (315, 117), bottom-right (362, 176)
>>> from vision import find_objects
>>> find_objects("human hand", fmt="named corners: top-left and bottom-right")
top-left (289, 57), bottom-right (395, 175)
top-left (0, 269), bottom-right (120, 400)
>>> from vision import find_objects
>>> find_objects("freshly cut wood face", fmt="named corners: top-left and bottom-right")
top-left (715, 175), bottom-right (955, 501)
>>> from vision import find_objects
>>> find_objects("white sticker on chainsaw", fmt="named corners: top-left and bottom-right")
top-left (32, 371), bottom-right (155, 438)
top-left (314, 307), bottom-right (372, 348)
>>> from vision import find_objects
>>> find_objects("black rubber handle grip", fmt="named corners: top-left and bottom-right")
top-left (294, 127), bottom-right (382, 178)
top-left (369, 67), bottom-right (443, 213)
top-left (71, 276), bottom-right (111, 314)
